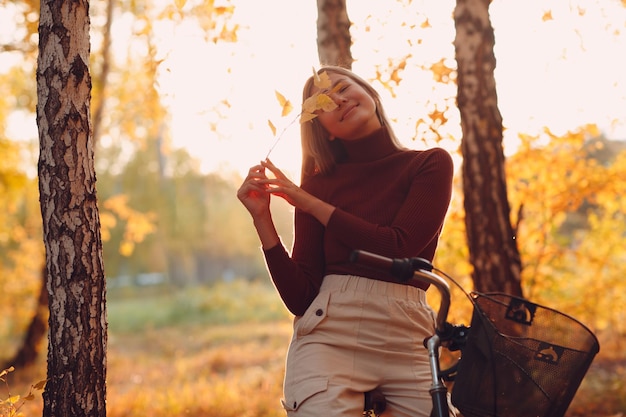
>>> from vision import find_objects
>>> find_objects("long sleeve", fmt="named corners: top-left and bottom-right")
top-left (327, 147), bottom-right (453, 259)
top-left (263, 209), bottom-right (326, 316)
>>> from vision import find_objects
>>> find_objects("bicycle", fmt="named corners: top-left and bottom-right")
top-left (351, 249), bottom-right (600, 417)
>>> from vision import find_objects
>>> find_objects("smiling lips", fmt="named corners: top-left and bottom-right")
top-left (340, 103), bottom-right (357, 121)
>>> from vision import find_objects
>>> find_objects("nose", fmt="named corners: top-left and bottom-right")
top-left (329, 91), bottom-right (347, 106)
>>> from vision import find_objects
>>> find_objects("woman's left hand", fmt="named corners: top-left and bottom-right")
top-left (261, 159), bottom-right (336, 226)
top-left (261, 159), bottom-right (309, 209)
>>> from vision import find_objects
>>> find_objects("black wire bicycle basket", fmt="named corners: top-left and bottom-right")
top-left (451, 292), bottom-right (600, 417)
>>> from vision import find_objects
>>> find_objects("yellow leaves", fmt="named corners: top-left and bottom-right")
top-left (265, 68), bottom-right (339, 157)
top-left (299, 67), bottom-right (339, 123)
top-left (506, 124), bottom-right (626, 330)
top-left (0, 394), bottom-right (21, 407)
top-left (274, 90), bottom-right (293, 117)
top-left (269, 68), bottom-right (339, 131)
top-left (174, 0), bottom-right (187, 10)
top-left (302, 92), bottom-right (337, 115)
top-left (299, 112), bottom-right (318, 124)
top-left (0, 367), bottom-right (45, 416)
top-left (313, 68), bottom-right (332, 90)
top-left (99, 211), bottom-right (116, 242)
top-left (267, 119), bottom-right (277, 137)
top-left (102, 195), bottom-right (156, 257)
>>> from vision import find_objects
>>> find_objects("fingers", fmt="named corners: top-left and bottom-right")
top-left (239, 164), bottom-right (268, 196)
top-left (241, 160), bottom-right (291, 195)
top-left (261, 158), bottom-right (287, 180)
top-left (245, 163), bottom-right (266, 180)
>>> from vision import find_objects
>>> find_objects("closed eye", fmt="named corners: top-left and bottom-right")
top-left (327, 81), bottom-right (348, 95)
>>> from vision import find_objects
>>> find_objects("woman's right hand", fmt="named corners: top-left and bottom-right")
top-left (237, 163), bottom-right (271, 219)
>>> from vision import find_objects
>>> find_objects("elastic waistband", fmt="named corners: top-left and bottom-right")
top-left (321, 274), bottom-right (427, 303)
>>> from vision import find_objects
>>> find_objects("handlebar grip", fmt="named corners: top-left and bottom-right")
top-left (350, 250), bottom-right (433, 282)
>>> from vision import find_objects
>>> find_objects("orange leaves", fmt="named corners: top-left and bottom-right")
top-left (428, 107), bottom-right (448, 126)
top-left (373, 56), bottom-right (409, 98)
top-left (542, 10), bottom-right (553, 22)
top-left (505, 125), bottom-right (626, 316)
top-left (430, 58), bottom-right (454, 83)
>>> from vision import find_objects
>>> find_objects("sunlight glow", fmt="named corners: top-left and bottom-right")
top-left (2, 1), bottom-right (624, 179)
top-left (153, 0), bottom-right (625, 180)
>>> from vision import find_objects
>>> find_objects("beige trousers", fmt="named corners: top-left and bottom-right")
top-left (280, 274), bottom-right (441, 417)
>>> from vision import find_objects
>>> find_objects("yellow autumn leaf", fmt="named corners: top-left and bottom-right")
top-left (302, 92), bottom-right (338, 114)
top-left (316, 94), bottom-right (338, 112)
top-left (313, 68), bottom-right (332, 89)
top-left (302, 95), bottom-right (319, 114)
top-left (6, 394), bottom-right (20, 404)
top-left (268, 119), bottom-right (277, 136)
top-left (299, 112), bottom-right (318, 124)
top-left (174, 0), bottom-right (187, 10)
top-left (274, 90), bottom-right (294, 117)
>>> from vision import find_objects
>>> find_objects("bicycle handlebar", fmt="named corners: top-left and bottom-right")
top-left (350, 249), bottom-right (451, 335)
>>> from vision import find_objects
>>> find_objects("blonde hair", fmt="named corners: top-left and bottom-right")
top-left (300, 66), bottom-right (402, 180)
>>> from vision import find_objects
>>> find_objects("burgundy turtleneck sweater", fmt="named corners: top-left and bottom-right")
top-left (263, 128), bottom-right (453, 316)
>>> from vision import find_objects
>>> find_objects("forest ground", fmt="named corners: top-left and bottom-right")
top-left (2, 280), bottom-right (624, 417)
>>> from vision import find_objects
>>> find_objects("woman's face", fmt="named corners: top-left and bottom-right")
top-left (311, 72), bottom-right (381, 141)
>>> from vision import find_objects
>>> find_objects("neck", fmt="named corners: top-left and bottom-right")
top-left (339, 127), bottom-right (398, 163)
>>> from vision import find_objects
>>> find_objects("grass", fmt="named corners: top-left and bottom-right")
top-left (2, 279), bottom-right (625, 417)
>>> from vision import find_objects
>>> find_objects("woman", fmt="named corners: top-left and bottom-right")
top-left (237, 66), bottom-right (454, 417)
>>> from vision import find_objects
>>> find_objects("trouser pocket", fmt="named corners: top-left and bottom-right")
top-left (281, 376), bottom-right (328, 413)
top-left (293, 290), bottom-right (331, 337)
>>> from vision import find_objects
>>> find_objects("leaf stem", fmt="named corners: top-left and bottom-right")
top-left (264, 112), bottom-right (302, 160)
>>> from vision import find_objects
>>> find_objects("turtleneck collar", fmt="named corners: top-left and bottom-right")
top-left (338, 127), bottom-right (399, 163)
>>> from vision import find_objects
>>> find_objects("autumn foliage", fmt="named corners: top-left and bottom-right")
top-left (1, 0), bottom-right (625, 416)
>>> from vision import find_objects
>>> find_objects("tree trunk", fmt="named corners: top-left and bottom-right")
top-left (316, 0), bottom-right (353, 68)
top-left (453, 0), bottom-right (523, 296)
top-left (6, 0), bottom-right (115, 371)
top-left (37, 0), bottom-right (107, 416)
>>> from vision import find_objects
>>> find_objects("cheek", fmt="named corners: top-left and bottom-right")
top-left (317, 113), bottom-right (338, 131)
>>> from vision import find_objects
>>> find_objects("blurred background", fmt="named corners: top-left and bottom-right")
top-left (1, 0), bottom-right (625, 415)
